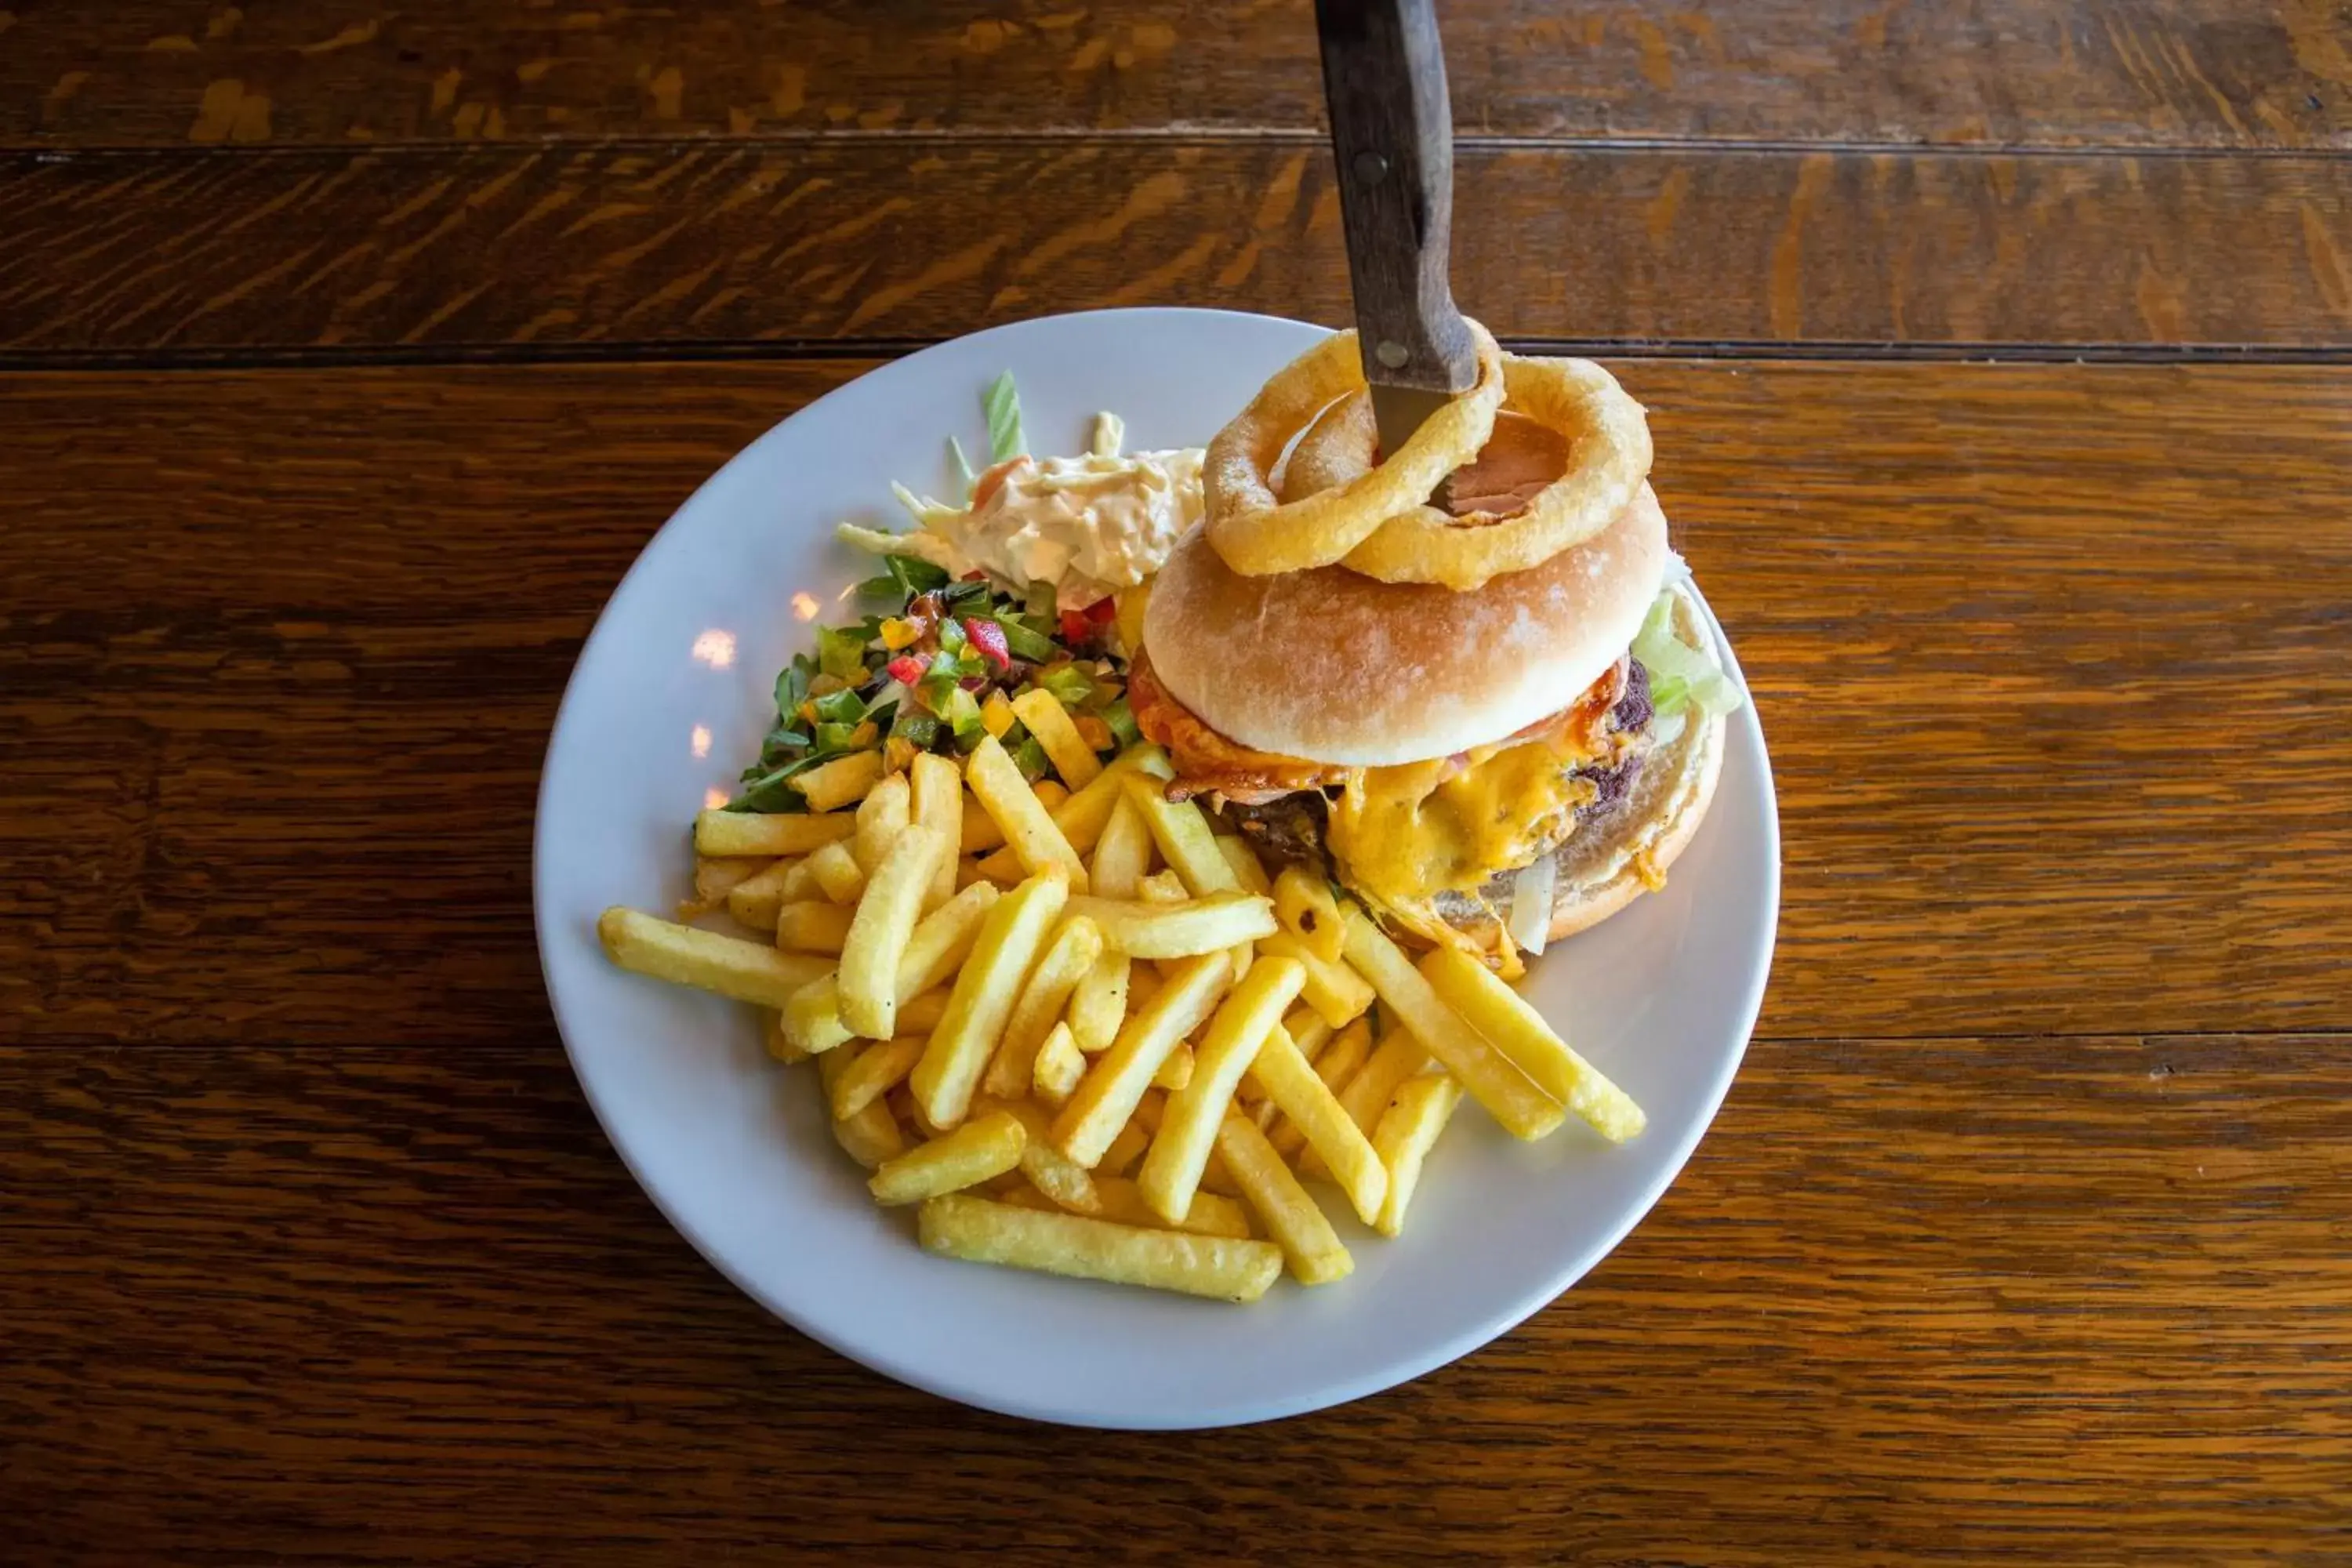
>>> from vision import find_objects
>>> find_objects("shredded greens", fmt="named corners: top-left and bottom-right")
top-left (983, 370), bottom-right (1025, 463)
top-left (1632, 590), bottom-right (1743, 721)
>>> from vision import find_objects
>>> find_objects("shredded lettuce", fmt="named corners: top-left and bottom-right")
top-left (815, 625), bottom-right (867, 683)
top-left (1632, 590), bottom-right (1743, 721)
top-left (838, 520), bottom-right (958, 573)
top-left (946, 434), bottom-right (981, 501)
top-left (984, 370), bottom-right (1025, 463)
top-left (1036, 664), bottom-right (1097, 709)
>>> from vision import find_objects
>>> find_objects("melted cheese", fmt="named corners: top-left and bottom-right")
top-left (1327, 734), bottom-right (1600, 912)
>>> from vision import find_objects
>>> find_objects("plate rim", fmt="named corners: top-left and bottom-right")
top-left (532, 306), bottom-right (1781, 1428)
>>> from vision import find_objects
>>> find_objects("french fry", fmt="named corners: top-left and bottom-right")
top-left (686, 855), bottom-right (772, 914)
top-left (1089, 794), bottom-right (1153, 900)
top-left (966, 735), bottom-right (1089, 891)
top-left (818, 1047), bottom-right (906, 1168)
top-left (777, 884), bottom-right (999, 1055)
top-left (1420, 947), bottom-right (1646, 1142)
top-left (1067, 949), bottom-right (1131, 1054)
top-left (1030, 1022), bottom-right (1087, 1107)
top-left (1272, 864), bottom-right (1345, 964)
top-left (1065, 892), bottom-right (1279, 959)
top-left (762, 1011), bottom-right (806, 1065)
top-left (1126, 963), bottom-right (1163, 1014)
top-left (1297, 1019), bottom-right (1398, 1174)
top-left (1120, 774), bottom-right (1242, 895)
top-left (1255, 931), bottom-right (1375, 1029)
top-left (1246, 1006), bottom-right (1330, 1119)
top-left (910, 870), bottom-right (1073, 1128)
top-left (1092, 1177), bottom-right (1254, 1240)
top-left (829, 1035), bottom-right (927, 1120)
top-left (1011, 688), bottom-right (1104, 789)
top-left (960, 793), bottom-right (1007, 852)
top-left (1152, 1040), bottom-right (1194, 1091)
top-left (1032, 779), bottom-right (1070, 811)
top-left (1371, 1073), bottom-right (1465, 1236)
top-left (834, 1101), bottom-right (906, 1167)
top-left (852, 771), bottom-right (913, 873)
top-left (775, 857), bottom-right (825, 905)
top-left (806, 840), bottom-right (867, 905)
top-left (1274, 1014), bottom-right (1374, 1160)
top-left (1290, 1008), bottom-right (1339, 1065)
top-left (909, 752), bottom-right (964, 909)
top-left (792, 749), bottom-right (887, 813)
top-left (995, 1182), bottom-right (1060, 1214)
top-left (869, 1109), bottom-right (1027, 1205)
top-left (1063, 745), bottom-right (1174, 846)
top-left (1096, 1113), bottom-right (1152, 1179)
top-left (724, 858), bottom-right (802, 931)
top-left (898, 881), bottom-right (1003, 997)
top-left (1199, 1146), bottom-right (1242, 1197)
top-left (1214, 835), bottom-right (1272, 896)
top-left (1340, 906), bottom-right (1564, 1142)
top-left (1215, 1112), bottom-right (1352, 1285)
top-left (1051, 953), bottom-right (1230, 1167)
top-left (1138, 956), bottom-right (1305, 1222)
top-left (971, 745), bottom-right (1177, 880)
top-left (1334, 1022), bottom-right (1431, 1139)
top-left (773, 899), bottom-right (854, 954)
top-left (1248, 1022), bottom-right (1388, 1225)
top-left (982, 916), bottom-right (1105, 1098)
top-left (694, 808), bottom-right (855, 858)
top-left (896, 989), bottom-right (950, 1035)
top-left (982, 1095), bottom-right (1102, 1215)
top-left (1137, 871), bottom-right (1189, 905)
top-left (839, 824), bottom-right (948, 1039)
top-left (598, 909), bottom-right (833, 1009)
top-left (918, 1194), bottom-right (1283, 1302)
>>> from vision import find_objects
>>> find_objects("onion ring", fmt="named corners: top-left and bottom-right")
top-left (1204, 323), bottom-right (1504, 576)
top-left (1276, 390), bottom-right (1376, 505)
top-left (1341, 356), bottom-right (1654, 591)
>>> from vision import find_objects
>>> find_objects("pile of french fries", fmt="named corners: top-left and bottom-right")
top-left (600, 728), bottom-right (1646, 1304)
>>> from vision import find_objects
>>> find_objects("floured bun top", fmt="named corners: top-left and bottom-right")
top-left (1142, 483), bottom-right (1671, 767)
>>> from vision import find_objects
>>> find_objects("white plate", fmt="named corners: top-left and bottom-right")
top-left (534, 308), bottom-right (1780, 1429)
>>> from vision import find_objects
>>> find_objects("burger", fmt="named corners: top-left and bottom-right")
top-left (1129, 406), bottom-right (1740, 974)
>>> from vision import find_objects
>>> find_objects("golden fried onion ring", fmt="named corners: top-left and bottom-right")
top-left (1204, 323), bottom-right (1504, 576)
top-left (1340, 355), bottom-right (1653, 590)
top-left (1236, 344), bottom-right (1654, 593)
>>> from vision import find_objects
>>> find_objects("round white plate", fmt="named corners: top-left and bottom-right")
top-left (535, 308), bottom-right (1779, 1429)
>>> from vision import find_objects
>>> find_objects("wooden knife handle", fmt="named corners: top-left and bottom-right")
top-left (1314, 0), bottom-right (1479, 394)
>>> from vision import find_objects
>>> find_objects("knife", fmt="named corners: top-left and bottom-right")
top-left (1314, 0), bottom-right (1479, 466)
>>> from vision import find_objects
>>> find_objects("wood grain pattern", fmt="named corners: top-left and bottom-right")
top-left (4, 360), bottom-right (2348, 1047)
top-left (3, 140), bottom-right (2347, 358)
top-left (4, 1035), bottom-right (2347, 1563)
top-left (0, 0), bottom-right (2344, 151)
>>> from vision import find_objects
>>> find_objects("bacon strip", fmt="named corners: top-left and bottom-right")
top-left (1127, 653), bottom-right (1350, 803)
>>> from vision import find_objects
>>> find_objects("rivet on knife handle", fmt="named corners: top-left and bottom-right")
top-left (1315, 0), bottom-right (1479, 436)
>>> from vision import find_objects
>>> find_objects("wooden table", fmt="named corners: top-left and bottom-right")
top-left (5, 5), bottom-right (2347, 1560)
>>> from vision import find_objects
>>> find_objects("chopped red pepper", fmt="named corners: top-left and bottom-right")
top-left (962, 616), bottom-right (1011, 670)
top-left (885, 654), bottom-right (927, 688)
top-left (1058, 609), bottom-right (1094, 645)
top-left (1084, 597), bottom-right (1118, 623)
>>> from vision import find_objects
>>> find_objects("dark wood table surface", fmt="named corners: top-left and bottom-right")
top-left (5, 5), bottom-right (2349, 1562)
